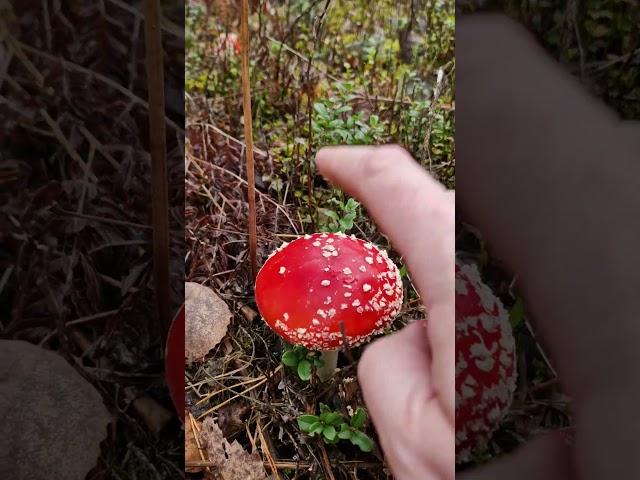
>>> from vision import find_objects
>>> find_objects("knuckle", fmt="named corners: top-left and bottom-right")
top-left (362, 144), bottom-right (411, 179)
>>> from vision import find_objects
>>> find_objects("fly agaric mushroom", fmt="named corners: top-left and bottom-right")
top-left (165, 304), bottom-right (185, 422)
top-left (455, 260), bottom-right (517, 462)
top-left (255, 232), bottom-right (403, 380)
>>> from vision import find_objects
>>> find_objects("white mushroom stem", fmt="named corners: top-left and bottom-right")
top-left (317, 349), bottom-right (339, 381)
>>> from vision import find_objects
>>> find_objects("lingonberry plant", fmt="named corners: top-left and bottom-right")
top-left (298, 404), bottom-right (375, 452)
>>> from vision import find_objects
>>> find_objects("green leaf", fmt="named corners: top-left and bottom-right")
top-left (319, 403), bottom-right (331, 415)
top-left (338, 218), bottom-right (354, 232)
top-left (319, 208), bottom-right (339, 221)
top-left (297, 360), bottom-right (312, 380)
top-left (320, 412), bottom-right (343, 426)
top-left (341, 211), bottom-right (357, 223)
top-left (309, 422), bottom-right (324, 436)
top-left (313, 102), bottom-right (329, 117)
top-left (350, 407), bottom-right (367, 429)
top-left (298, 415), bottom-right (320, 432)
top-left (293, 345), bottom-right (308, 355)
top-left (399, 264), bottom-right (408, 278)
top-left (350, 431), bottom-right (375, 452)
top-left (343, 198), bottom-right (360, 212)
top-left (509, 297), bottom-right (525, 329)
top-left (338, 424), bottom-right (352, 439)
top-left (322, 425), bottom-right (337, 441)
top-left (281, 350), bottom-right (299, 367)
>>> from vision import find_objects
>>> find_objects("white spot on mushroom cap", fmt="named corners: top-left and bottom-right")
top-left (279, 266), bottom-right (286, 274)
top-left (321, 280), bottom-right (330, 286)
top-left (363, 283), bottom-right (371, 292)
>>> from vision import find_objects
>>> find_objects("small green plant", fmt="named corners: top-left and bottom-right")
top-left (297, 404), bottom-right (375, 452)
top-left (281, 345), bottom-right (324, 381)
top-left (318, 197), bottom-right (360, 233)
top-left (312, 83), bottom-right (385, 146)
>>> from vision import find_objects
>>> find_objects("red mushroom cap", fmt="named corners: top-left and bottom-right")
top-left (455, 260), bottom-right (516, 462)
top-left (255, 232), bottom-right (403, 350)
top-left (165, 304), bottom-right (185, 422)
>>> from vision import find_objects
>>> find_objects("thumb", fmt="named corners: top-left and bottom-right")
top-left (358, 321), bottom-right (455, 479)
top-left (457, 433), bottom-right (574, 480)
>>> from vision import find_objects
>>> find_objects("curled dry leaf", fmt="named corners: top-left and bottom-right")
top-left (185, 282), bottom-right (231, 363)
top-left (0, 340), bottom-right (110, 480)
top-left (200, 417), bottom-right (268, 480)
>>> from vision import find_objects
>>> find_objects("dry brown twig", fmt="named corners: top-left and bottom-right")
top-left (143, 0), bottom-right (171, 340)
top-left (240, 0), bottom-right (259, 281)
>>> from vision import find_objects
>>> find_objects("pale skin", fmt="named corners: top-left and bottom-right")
top-left (317, 12), bottom-right (640, 480)
top-left (317, 145), bottom-right (455, 480)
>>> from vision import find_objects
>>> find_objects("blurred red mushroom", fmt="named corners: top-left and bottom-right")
top-left (455, 260), bottom-right (517, 462)
top-left (255, 232), bottom-right (403, 380)
top-left (214, 32), bottom-right (241, 56)
top-left (165, 304), bottom-right (185, 422)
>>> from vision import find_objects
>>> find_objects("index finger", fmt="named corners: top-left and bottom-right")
top-left (316, 144), bottom-right (455, 421)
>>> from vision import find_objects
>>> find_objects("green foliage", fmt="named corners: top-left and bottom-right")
top-left (297, 405), bottom-right (375, 452)
top-left (509, 296), bottom-right (525, 329)
top-left (312, 83), bottom-right (386, 146)
top-left (399, 264), bottom-right (408, 279)
top-left (501, 0), bottom-right (640, 120)
top-left (281, 345), bottom-right (324, 381)
top-left (317, 197), bottom-right (360, 233)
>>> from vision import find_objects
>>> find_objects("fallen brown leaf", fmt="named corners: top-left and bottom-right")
top-left (185, 282), bottom-right (231, 363)
top-left (200, 417), bottom-right (268, 480)
top-left (0, 340), bottom-right (110, 480)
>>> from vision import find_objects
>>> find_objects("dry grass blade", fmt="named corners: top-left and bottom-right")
top-left (143, 0), bottom-right (171, 340)
top-left (240, 0), bottom-right (258, 281)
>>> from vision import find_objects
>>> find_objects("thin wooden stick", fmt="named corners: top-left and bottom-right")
top-left (240, 0), bottom-right (258, 281)
top-left (257, 420), bottom-right (282, 480)
top-left (143, 0), bottom-right (171, 340)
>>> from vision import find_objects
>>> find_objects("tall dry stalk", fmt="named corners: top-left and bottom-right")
top-left (240, 0), bottom-right (258, 281)
top-left (143, 0), bottom-right (170, 339)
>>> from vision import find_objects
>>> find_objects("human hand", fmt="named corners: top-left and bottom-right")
top-left (457, 13), bottom-right (640, 479)
top-left (316, 145), bottom-right (455, 480)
